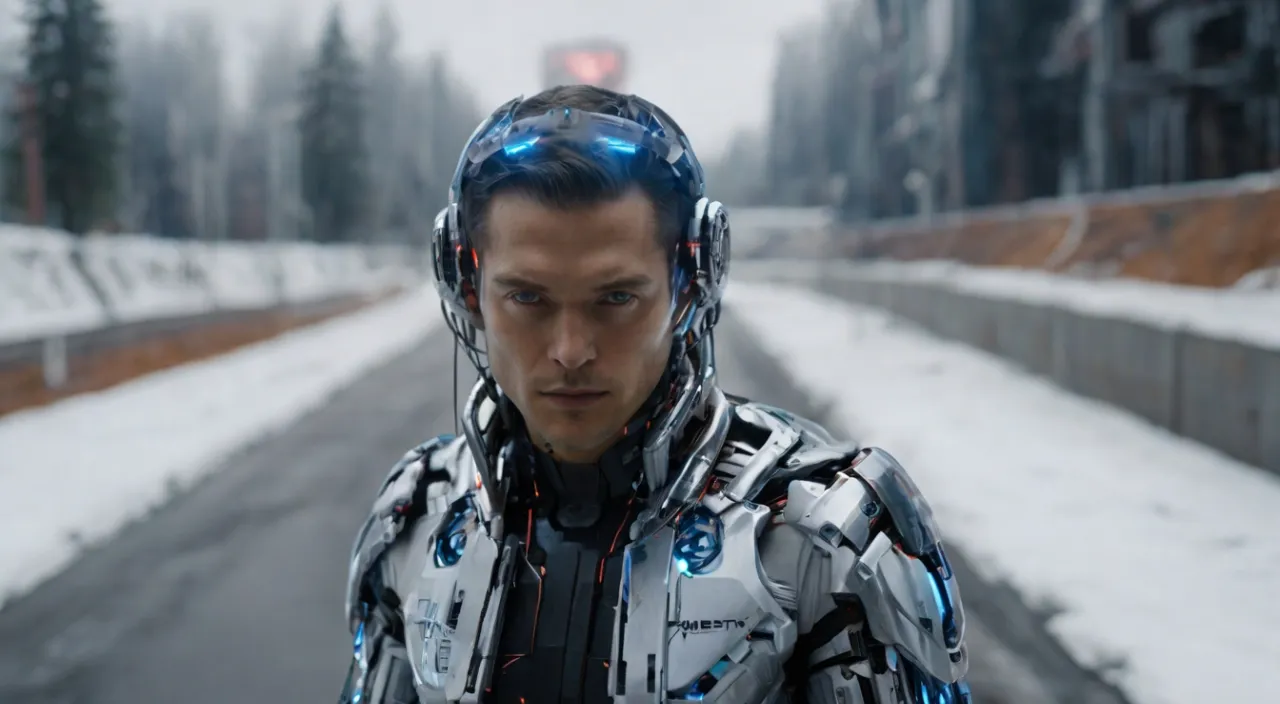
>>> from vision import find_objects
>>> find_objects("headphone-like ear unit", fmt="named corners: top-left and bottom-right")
top-left (431, 94), bottom-right (731, 354)
top-left (433, 203), bottom-right (483, 348)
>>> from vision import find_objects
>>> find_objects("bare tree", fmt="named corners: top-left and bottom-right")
top-left (167, 12), bottom-right (228, 240)
top-left (116, 12), bottom-right (228, 239)
top-left (73, 3), bottom-right (484, 242)
top-left (226, 11), bottom-right (307, 241)
top-left (363, 1), bottom-right (405, 240)
top-left (386, 51), bottom-right (482, 241)
top-left (118, 20), bottom-right (184, 235)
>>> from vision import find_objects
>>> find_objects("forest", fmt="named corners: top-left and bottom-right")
top-left (0, 0), bottom-right (481, 243)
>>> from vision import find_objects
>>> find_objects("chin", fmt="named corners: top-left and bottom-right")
top-left (539, 420), bottom-right (619, 458)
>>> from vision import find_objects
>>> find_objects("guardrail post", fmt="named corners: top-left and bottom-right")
top-left (43, 335), bottom-right (68, 389)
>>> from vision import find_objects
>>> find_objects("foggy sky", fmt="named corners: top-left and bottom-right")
top-left (86, 0), bottom-right (827, 158)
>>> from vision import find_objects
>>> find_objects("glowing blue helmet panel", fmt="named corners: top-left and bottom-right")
top-left (449, 95), bottom-right (706, 216)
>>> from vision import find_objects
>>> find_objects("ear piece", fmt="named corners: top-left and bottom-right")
top-left (433, 204), bottom-right (486, 337)
top-left (663, 197), bottom-right (728, 344)
top-left (462, 281), bottom-right (485, 331)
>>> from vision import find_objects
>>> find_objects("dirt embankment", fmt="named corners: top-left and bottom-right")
top-left (0, 292), bottom-right (397, 419)
top-left (843, 177), bottom-right (1280, 288)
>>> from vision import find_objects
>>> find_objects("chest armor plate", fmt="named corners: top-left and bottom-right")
top-left (398, 494), bottom-right (796, 703)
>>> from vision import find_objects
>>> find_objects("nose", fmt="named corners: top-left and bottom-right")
top-left (548, 310), bottom-right (597, 370)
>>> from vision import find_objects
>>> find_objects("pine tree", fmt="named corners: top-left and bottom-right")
top-left (17, 0), bottom-right (121, 233)
top-left (298, 4), bottom-right (366, 243)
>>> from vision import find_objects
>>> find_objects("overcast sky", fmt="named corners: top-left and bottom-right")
top-left (66, 0), bottom-right (829, 158)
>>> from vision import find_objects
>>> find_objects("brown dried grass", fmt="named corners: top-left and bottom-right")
top-left (840, 187), bottom-right (1280, 287)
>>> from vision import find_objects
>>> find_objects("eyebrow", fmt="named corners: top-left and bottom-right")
top-left (491, 275), bottom-right (548, 292)
top-left (490, 274), bottom-right (654, 292)
top-left (595, 275), bottom-right (654, 291)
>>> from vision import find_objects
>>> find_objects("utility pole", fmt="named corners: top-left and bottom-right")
top-left (18, 81), bottom-right (45, 225)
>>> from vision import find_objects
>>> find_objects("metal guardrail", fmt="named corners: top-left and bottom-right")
top-left (0, 292), bottom-right (384, 409)
top-left (1, 226), bottom-right (428, 395)
top-left (0, 293), bottom-right (374, 369)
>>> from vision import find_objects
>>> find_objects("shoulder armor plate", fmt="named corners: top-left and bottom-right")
top-left (784, 447), bottom-right (968, 683)
top-left (709, 400), bottom-right (860, 507)
top-left (345, 434), bottom-right (471, 626)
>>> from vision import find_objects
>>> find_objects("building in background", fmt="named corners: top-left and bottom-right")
top-left (542, 40), bottom-right (628, 92)
top-left (763, 0), bottom-right (1075, 219)
top-left (1045, 0), bottom-right (1280, 191)
top-left (766, 22), bottom-right (831, 206)
top-left (866, 0), bottom-right (1077, 216)
top-left (773, 0), bottom-right (1280, 224)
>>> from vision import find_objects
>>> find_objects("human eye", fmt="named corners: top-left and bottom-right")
top-left (601, 291), bottom-right (637, 306)
top-left (508, 290), bottom-right (543, 305)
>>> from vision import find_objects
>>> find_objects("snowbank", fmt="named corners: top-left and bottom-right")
top-left (0, 226), bottom-right (426, 345)
top-left (0, 225), bottom-right (110, 344)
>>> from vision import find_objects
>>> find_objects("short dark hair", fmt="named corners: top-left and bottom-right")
top-left (459, 85), bottom-right (686, 256)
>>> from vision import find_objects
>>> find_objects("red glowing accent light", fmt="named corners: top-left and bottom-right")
top-left (561, 50), bottom-right (620, 84)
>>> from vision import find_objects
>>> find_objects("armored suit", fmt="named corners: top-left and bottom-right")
top-left (338, 92), bottom-right (972, 703)
top-left (339, 346), bottom-right (971, 703)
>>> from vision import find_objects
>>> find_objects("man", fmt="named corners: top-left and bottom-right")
top-left (340, 85), bottom-right (972, 703)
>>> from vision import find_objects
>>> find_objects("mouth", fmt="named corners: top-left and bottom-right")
top-left (540, 389), bottom-right (609, 409)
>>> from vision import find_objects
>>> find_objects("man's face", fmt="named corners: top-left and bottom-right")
top-left (477, 188), bottom-right (674, 463)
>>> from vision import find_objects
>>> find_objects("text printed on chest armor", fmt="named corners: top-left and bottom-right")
top-left (676, 618), bottom-right (747, 635)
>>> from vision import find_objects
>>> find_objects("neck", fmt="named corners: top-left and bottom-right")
top-left (529, 429), bottom-right (618, 465)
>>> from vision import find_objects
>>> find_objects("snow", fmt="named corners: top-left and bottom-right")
top-left (0, 226), bottom-right (110, 345)
top-left (1235, 266), bottom-right (1280, 291)
top-left (0, 286), bottom-right (443, 610)
top-left (195, 243), bottom-right (285, 310)
top-left (0, 225), bottom-right (424, 346)
top-left (76, 234), bottom-right (217, 323)
top-left (727, 281), bottom-right (1280, 704)
top-left (815, 260), bottom-right (1280, 350)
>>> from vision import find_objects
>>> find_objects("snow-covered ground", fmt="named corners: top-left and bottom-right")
top-left (0, 286), bottom-right (443, 609)
top-left (727, 281), bottom-right (1280, 704)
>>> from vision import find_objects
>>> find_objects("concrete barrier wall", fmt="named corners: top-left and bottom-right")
top-left (742, 262), bottom-right (1280, 477)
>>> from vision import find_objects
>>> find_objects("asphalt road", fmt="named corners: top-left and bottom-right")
top-left (0, 306), bottom-right (1130, 704)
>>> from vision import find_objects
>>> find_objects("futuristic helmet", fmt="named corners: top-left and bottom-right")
top-left (431, 93), bottom-right (731, 375)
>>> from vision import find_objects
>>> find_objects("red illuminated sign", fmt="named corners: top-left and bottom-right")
top-left (561, 51), bottom-right (619, 84)
top-left (543, 42), bottom-right (627, 91)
